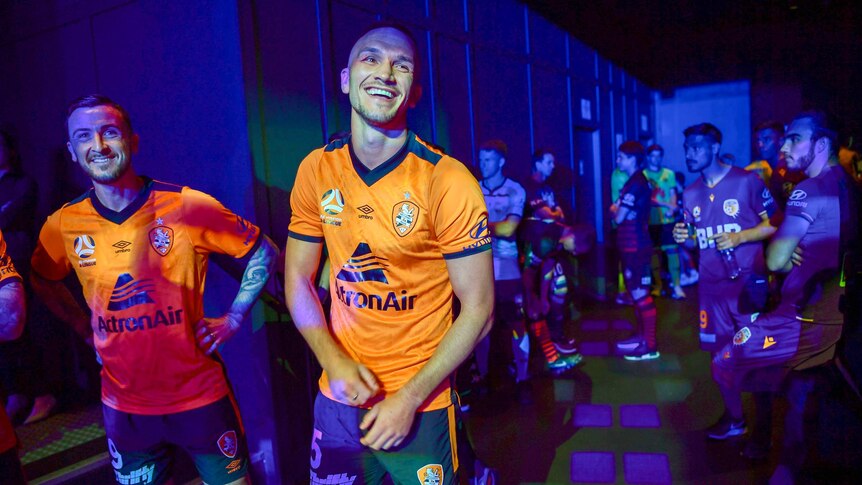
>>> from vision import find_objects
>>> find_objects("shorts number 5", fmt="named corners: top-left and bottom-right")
top-left (310, 428), bottom-right (323, 469)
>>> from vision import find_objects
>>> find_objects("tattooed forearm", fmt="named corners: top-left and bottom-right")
top-left (0, 280), bottom-right (26, 341)
top-left (228, 235), bottom-right (277, 317)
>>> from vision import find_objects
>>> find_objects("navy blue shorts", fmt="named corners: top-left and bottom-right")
top-left (103, 395), bottom-right (248, 485)
top-left (620, 248), bottom-right (652, 292)
top-left (310, 392), bottom-right (459, 485)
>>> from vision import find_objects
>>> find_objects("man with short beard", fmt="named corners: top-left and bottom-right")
top-left (30, 94), bottom-right (277, 485)
top-left (713, 111), bottom-right (858, 482)
top-left (284, 24), bottom-right (493, 484)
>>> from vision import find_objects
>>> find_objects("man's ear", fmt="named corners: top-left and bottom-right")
top-left (66, 141), bottom-right (76, 162)
top-left (340, 68), bottom-right (350, 95)
top-left (499, 157), bottom-right (506, 168)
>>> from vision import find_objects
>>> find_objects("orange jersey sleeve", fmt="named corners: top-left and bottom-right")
top-left (288, 149), bottom-right (325, 242)
top-left (31, 210), bottom-right (73, 281)
top-left (430, 157), bottom-right (491, 258)
top-left (181, 188), bottom-right (260, 258)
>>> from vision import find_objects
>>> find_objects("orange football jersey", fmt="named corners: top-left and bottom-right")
top-left (289, 133), bottom-right (491, 411)
top-left (0, 229), bottom-right (21, 452)
top-left (31, 179), bottom-right (260, 415)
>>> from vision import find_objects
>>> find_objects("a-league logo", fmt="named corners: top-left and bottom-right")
top-left (74, 235), bottom-right (96, 258)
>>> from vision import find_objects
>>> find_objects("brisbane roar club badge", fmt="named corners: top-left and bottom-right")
top-left (217, 430), bottom-right (238, 458)
top-left (393, 198), bottom-right (419, 237)
top-left (149, 218), bottom-right (174, 256)
top-left (416, 464), bottom-right (443, 485)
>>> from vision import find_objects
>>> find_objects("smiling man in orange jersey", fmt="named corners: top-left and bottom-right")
top-left (284, 24), bottom-right (494, 485)
top-left (30, 94), bottom-right (277, 485)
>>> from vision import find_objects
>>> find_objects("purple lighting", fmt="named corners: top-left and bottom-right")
top-left (573, 404), bottom-right (613, 427)
top-left (570, 451), bottom-right (616, 483)
top-left (623, 452), bottom-right (672, 484)
top-left (620, 404), bottom-right (661, 428)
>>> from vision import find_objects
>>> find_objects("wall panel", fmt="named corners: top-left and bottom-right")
top-left (434, 35), bottom-right (473, 161)
top-left (472, 48), bottom-right (531, 175)
top-left (529, 11), bottom-right (567, 67)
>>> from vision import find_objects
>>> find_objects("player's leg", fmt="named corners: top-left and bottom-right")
top-left (620, 249), bottom-right (659, 361)
top-left (168, 395), bottom-right (250, 485)
top-left (103, 404), bottom-right (174, 485)
top-left (308, 393), bottom-right (383, 485)
top-left (376, 404), bottom-right (459, 485)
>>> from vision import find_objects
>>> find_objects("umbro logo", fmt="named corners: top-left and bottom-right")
top-left (107, 273), bottom-right (155, 311)
top-left (336, 243), bottom-right (388, 284)
top-left (113, 241), bottom-right (131, 254)
top-left (357, 205), bottom-right (374, 220)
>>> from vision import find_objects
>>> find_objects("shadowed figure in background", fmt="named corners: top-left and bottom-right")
top-left (611, 141), bottom-right (660, 361)
top-left (0, 229), bottom-right (28, 484)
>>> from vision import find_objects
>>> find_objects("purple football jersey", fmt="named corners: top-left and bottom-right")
top-left (779, 165), bottom-right (844, 322)
top-left (616, 171), bottom-right (652, 252)
top-left (683, 167), bottom-right (775, 281)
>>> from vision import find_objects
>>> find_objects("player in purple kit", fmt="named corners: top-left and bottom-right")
top-left (672, 123), bottom-right (778, 441)
top-left (611, 141), bottom-right (659, 361)
top-left (713, 111), bottom-right (858, 482)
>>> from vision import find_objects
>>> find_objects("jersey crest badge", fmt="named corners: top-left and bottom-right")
top-left (393, 201), bottom-right (419, 237)
top-left (416, 464), bottom-right (443, 485)
top-left (692, 206), bottom-right (701, 219)
top-left (217, 430), bottom-right (238, 458)
top-left (722, 199), bottom-right (740, 218)
top-left (733, 326), bottom-right (751, 346)
top-left (149, 225), bottom-right (174, 256)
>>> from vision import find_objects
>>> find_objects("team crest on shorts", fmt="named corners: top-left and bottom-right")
top-left (149, 225), bottom-right (174, 256)
top-left (416, 464), bottom-right (443, 485)
top-left (722, 199), bottom-right (740, 218)
top-left (393, 201), bottom-right (419, 237)
top-left (733, 326), bottom-right (752, 346)
top-left (217, 430), bottom-right (238, 458)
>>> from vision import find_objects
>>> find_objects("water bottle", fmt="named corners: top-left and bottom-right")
top-left (720, 248), bottom-right (741, 280)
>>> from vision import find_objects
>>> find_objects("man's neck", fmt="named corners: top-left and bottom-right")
top-left (805, 156), bottom-right (830, 178)
top-left (350, 116), bottom-right (408, 171)
top-left (482, 172), bottom-right (505, 188)
top-left (646, 164), bottom-right (661, 172)
top-left (700, 159), bottom-right (731, 187)
top-left (92, 170), bottom-right (145, 212)
top-left (531, 172), bottom-right (546, 183)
